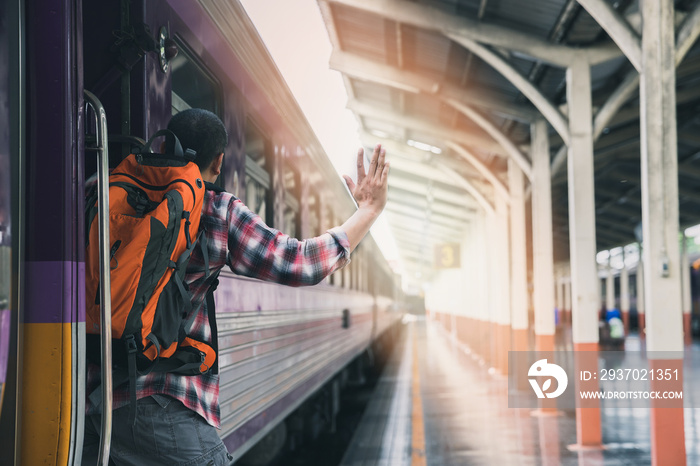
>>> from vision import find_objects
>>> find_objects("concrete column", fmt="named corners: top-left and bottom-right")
top-left (531, 119), bottom-right (556, 352)
top-left (531, 118), bottom-right (558, 415)
top-left (620, 259), bottom-right (630, 336)
top-left (509, 159), bottom-right (529, 352)
top-left (640, 1), bottom-right (686, 464)
top-left (636, 255), bottom-right (645, 336)
top-left (495, 193), bottom-right (511, 374)
top-left (487, 211), bottom-right (499, 363)
top-left (488, 209), bottom-right (502, 368)
top-left (476, 211), bottom-right (490, 359)
top-left (681, 234), bottom-right (692, 346)
top-left (566, 58), bottom-right (602, 448)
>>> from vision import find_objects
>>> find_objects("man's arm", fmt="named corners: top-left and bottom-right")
top-left (224, 144), bottom-right (388, 286)
top-left (341, 144), bottom-right (390, 252)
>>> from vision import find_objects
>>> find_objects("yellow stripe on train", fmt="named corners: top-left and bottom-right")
top-left (21, 322), bottom-right (72, 466)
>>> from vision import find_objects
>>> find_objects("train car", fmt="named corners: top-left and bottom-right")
top-left (0, 0), bottom-right (403, 464)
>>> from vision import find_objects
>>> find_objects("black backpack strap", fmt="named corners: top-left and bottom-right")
top-left (169, 228), bottom-right (204, 315)
top-left (152, 348), bottom-right (208, 375)
top-left (206, 272), bottom-right (221, 374)
top-left (140, 128), bottom-right (195, 160)
top-left (204, 181), bottom-right (225, 194)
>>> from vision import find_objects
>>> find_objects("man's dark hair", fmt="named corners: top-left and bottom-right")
top-left (166, 108), bottom-right (228, 172)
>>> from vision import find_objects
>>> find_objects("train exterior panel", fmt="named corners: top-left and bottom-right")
top-left (0, 0), bottom-right (403, 464)
top-left (214, 273), bottom-right (375, 454)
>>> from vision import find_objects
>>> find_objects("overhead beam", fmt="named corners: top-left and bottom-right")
top-left (331, 49), bottom-right (537, 176)
top-left (391, 225), bottom-right (457, 242)
top-left (437, 164), bottom-right (494, 214)
top-left (388, 186), bottom-right (474, 212)
top-left (348, 98), bottom-right (508, 156)
top-left (576, 0), bottom-right (642, 71)
top-left (386, 202), bottom-right (474, 223)
top-left (388, 156), bottom-right (478, 193)
top-left (675, 4), bottom-right (700, 66)
top-left (358, 132), bottom-right (490, 187)
top-left (446, 141), bottom-right (510, 202)
top-left (552, 79), bottom-right (700, 181)
top-left (386, 216), bottom-right (458, 239)
top-left (389, 232), bottom-right (436, 247)
top-left (387, 196), bottom-right (478, 220)
top-left (445, 99), bottom-right (533, 181)
top-left (317, 0), bottom-right (358, 101)
top-left (386, 216), bottom-right (463, 237)
top-left (594, 218), bottom-right (638, 240)
top-left (551, 1), bottom-right (700, 177)
top-left (445, 33), bottom-right (571, 145)
top-left (390, 227), bottom-right (466, 244)
top-left (391, 243), bottom-right (431, 257)
top-left (330, 49), bottom-right (538, 122)
top-left (321, 0), bottom-right (617, 67)
top-left (388, 175), bottom-right (486, 207)
top-left (395, 249), bottom-right (432, 263)
top-left (594, 227), bottom-right (634, 248)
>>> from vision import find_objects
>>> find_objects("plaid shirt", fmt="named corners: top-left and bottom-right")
top-left (86, 185), bottom-right (351, 428)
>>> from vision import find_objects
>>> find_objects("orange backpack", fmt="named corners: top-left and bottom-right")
top-left (85, 130), bottom-right (215, 402)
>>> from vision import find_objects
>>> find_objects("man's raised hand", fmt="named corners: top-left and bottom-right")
top-left (342, 144), bottom-right (389, 215)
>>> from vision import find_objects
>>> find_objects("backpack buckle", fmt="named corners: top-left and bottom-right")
top-left (125, 334), bottom-right (138, 354)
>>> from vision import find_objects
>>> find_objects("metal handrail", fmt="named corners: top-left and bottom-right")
top-left (83, 90), bottom-right (113, 466)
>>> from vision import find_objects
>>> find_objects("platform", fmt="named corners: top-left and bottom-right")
top-left (341, 318), bottom-right (700, 466)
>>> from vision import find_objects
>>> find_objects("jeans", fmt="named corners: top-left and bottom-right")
top-left (82, 395), bottom-right (232, 466)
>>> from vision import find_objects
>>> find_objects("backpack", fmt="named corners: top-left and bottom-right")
top-left (85, 130), bottom-right (217, 418)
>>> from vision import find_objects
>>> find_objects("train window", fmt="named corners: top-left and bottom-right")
top-left (245, 121), bottom-right (272, 224)
top-left (283, 161), bottom-right (300, 238)
top-left (170, 40), bottom-right (220, 115)
top-left (169, 39), bottom-right (225, 189)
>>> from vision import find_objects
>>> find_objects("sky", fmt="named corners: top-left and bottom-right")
top-left (239, 0), bottom-right (402, 268)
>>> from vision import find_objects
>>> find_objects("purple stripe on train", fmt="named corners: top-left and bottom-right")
top-left (223, 342), bottom-right (365, 453)
top-left (0, 309), bottom-right (10, 384)
top-left (23, 261), bottom-right (85, 324)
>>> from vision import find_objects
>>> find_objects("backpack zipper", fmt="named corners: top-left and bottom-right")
top-left (111, 172), bottom-right (197, 202)
top-left (110, 240), bottom-right (122, 269)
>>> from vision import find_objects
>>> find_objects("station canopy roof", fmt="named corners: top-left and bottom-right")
top-left (317, 0), bottom-right (700, 279)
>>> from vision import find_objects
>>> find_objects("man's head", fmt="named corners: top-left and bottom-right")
top-left (166, 108), bottom-right (228, 173)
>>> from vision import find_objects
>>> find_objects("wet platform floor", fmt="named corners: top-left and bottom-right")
top-left (340, 317), bottom-right (700, 466)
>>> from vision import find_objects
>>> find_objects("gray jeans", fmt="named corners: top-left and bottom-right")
top-left (82, 395), bottom-right (232, 466)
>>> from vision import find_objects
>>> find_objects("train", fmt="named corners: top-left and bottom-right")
top-left (0, 0), bottom-right (404, 464)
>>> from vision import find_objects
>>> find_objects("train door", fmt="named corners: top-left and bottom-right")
top-left (0, 0), bottom-right (89, 464)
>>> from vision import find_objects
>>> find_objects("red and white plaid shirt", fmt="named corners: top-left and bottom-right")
top-left (86, 185), bottom-right (351, 428)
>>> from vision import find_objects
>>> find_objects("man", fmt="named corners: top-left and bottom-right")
top-left (82, 108), bottom-right (389, 465)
